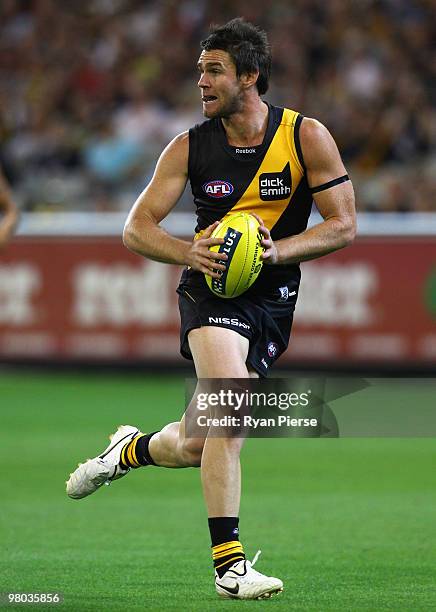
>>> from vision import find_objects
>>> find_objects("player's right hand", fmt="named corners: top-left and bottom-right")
top-left (185, 221), bottom-right (228, 278)
top-left (250, 212), bottom-right (278, 265)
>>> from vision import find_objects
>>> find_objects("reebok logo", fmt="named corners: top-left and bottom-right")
top-left (259, 162), bottom-right (292, 201)
top-left (235, 148), bottom-right (256, 154)
top-left (208, 316), bottom-right (250, 330)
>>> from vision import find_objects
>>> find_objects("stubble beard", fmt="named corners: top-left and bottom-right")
top-left (204, 90), bottom-right (243, 119)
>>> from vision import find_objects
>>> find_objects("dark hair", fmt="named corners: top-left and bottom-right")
top-left (200, 17), bottom-right (271, 95)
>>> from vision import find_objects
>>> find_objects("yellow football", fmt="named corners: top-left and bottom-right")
top-left (205, 212), bottom-right (263, 298)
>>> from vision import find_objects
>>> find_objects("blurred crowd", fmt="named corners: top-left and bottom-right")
top-left (0, 0), bottom-right (435, 213)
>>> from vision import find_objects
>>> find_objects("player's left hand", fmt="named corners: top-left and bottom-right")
top-left (250, 213), bottom-right (278, 265)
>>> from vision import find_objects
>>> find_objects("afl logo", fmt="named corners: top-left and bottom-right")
top-left (267, 342), bottom-right (278, 358)
top-left (203, 180), bottom-right (234, 198)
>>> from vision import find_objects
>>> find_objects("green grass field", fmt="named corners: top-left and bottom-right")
top-left (1, 371), bottom-right (435, 611)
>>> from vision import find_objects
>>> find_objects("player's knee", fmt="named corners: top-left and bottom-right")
top-left (221, 436), bottom-right (245, 455)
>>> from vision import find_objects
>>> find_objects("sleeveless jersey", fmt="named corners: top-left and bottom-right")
top-left (182, 102), bottom-right (313, 295)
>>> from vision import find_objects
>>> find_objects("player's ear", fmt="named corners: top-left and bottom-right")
top-left (239, 71), bottom-right (259, 90)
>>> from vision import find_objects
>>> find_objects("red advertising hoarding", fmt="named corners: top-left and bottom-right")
top-left (0, 237), bottom-right (435, 365)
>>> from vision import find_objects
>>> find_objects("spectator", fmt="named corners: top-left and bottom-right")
top-left (0, 0), bottom-right (434, 212)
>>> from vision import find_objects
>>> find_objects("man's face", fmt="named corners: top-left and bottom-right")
top-left (197, 49), bottom-right (243, 119)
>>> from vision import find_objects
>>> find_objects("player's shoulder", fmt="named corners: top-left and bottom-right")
top-left (163, 130), bottom-right (189, 159)
top-left (299, 117), bottom-right (334, 148)
top-left (170, 130), bottom-right (189, 147)
top-left (155, 131), bottom-right (190, 176)
top-left (297, 116), bottom-right (345, 174)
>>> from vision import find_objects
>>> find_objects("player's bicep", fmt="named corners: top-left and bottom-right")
top-left (126, 132), bottom-right (189, 227)
top-left (300, 118), bottom-right (356, 223)
top-left (301, 118), bottom-right (347, 187)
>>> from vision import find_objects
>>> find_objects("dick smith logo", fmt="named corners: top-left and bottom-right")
top-left (203, 180), bottom-right (234, 198)
top-left (259, 162), bottom-right (291, 201)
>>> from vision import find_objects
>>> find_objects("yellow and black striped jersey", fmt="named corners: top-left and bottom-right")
top-left (184, 102), bottom-right (313, 295)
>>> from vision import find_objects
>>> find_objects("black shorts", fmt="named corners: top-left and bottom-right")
top-left (177, 276), bottom-right (299, 377)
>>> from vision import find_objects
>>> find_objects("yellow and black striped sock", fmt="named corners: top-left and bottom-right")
top-left (208, 517), bottom-right (245, 577)
top-left (212, 540), bottom-right (245, 577)
top-left (119, 432), bottom-right (158, 469)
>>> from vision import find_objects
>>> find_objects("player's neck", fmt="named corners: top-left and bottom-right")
top-left (221, 98), bottom-right (269, 147)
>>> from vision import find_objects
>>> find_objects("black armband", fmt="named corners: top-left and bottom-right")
top-left (310, 174), bottom-right (350, 194)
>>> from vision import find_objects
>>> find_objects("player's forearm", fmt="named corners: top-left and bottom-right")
top-left (274, 216), bottom-right (355, 265)
top-left (123, 215), bottom-right (191, 265)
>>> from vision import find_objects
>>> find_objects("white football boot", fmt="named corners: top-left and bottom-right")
top-left (66, 425), bottom-right (141, 499)
top-left (215, 550), bottom-right (283, 600)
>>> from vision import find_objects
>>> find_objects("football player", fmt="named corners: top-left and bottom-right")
top-left (67, 18), bottom-right (355, 600)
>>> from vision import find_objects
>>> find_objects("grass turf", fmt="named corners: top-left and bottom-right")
top-left (0, 371), bottom-right (435, 611)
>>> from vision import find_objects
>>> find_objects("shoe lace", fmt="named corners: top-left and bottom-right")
top-left (242, 550), bottom-right (267, 585)
top-left (251, 550), bottom-right (261, 567)
top-left (218, 551), bottom-right (264, 587)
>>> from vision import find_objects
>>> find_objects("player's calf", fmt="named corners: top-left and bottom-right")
top-left (176, 435), bottom-right (204, 467)
top-left (138, 422), bottom-right (205, 468)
